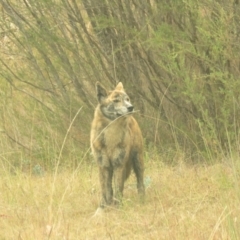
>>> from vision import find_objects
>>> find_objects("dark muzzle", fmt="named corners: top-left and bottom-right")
top-left (127, 106), bottom-right (134, 112)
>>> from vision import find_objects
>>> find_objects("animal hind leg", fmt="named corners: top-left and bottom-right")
top-left (132, 152), bottom-right (145, 198)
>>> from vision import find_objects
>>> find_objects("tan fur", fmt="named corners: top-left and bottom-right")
top-left (90, 82), bottom-right (145, 208)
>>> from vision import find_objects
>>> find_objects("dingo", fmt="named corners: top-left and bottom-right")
top-left (90, 82), bottom-right (145, 209)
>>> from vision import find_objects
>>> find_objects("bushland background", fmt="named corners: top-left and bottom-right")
top-left (0, 1), bottom-right (240, 239)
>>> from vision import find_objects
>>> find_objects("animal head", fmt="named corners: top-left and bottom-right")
top-left (96, 82), bottom-right (134, 120)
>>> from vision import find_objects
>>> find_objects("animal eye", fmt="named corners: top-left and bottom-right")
top-left (126, 98), bottom-right (130, 102)
top-left (113, 99), bottom-right (120, 103)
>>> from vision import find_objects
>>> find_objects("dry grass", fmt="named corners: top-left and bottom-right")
top-left (1, 4), bottom-right (240, 239)
top-left (0, 158), bottom-right (239, 240)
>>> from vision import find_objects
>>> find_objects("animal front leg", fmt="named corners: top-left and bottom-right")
top-left (113, 166), bottom-right (125, 205)
top-left (99, 166), bottom-right (113, 207)
top-left (112, 149), bottom-right (127, 205)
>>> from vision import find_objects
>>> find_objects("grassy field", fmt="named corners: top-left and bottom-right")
top-left (0, 157), bottom-right (240, 240)
top-left (1, 2), bottom-right (240, 239)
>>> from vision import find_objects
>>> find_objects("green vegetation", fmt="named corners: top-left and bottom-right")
top-left (1, 1), bottom-right (240, 239)
top-left (1, 0), bottom-right (240, 162)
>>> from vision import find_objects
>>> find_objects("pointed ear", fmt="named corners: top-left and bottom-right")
top-left (96, 82), bottom-right (107, 103)
top-left (115, 82), bottom-right (124, 91)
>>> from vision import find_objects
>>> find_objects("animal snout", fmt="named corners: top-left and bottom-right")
top-left (127, 106), bottom-right (134, 112)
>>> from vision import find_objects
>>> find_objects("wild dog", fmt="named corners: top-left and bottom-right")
top-left (90, 82), bottom-right (145, 209)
